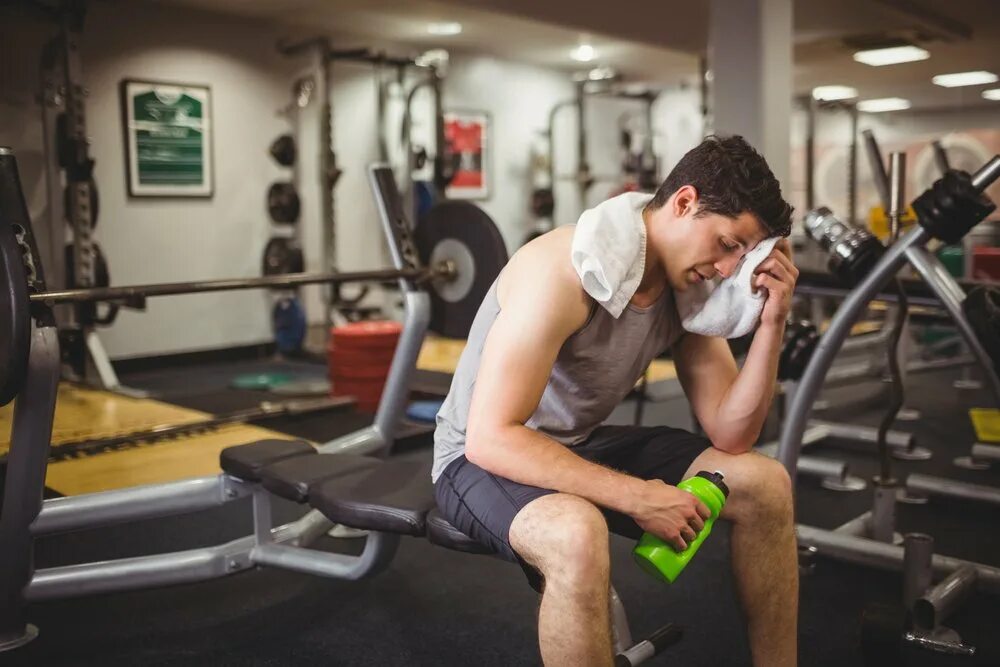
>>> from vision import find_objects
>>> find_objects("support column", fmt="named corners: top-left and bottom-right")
top-left (709, 0), bottom-right (792, 185)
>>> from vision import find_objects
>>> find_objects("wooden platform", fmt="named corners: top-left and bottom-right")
top-left (0, 385), bottom-right (306, 496)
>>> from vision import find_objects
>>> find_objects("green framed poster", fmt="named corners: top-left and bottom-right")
top-left (121, 79), bottom-right (213, 197)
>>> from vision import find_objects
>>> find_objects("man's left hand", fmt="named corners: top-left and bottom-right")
top-left (754, 239), bottom-right (799, 328)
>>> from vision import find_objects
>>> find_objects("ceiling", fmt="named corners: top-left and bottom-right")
top-left (151, 0), bottom-right (1000, 110)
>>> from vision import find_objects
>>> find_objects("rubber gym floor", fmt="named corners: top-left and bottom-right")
top-left (2, 360), bottom-right (999, 666)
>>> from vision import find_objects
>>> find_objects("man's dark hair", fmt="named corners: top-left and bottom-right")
top-left (645, 135), bottom-right (793, 237)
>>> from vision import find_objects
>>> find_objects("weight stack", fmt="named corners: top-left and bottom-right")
top-left (327, 321), bottom-right (402, 414)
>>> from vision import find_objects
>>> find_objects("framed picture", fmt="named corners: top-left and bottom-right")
top-left (444, 110), bottom-right (489, 200)
top-left (121, 79), bottom-right (213, 197)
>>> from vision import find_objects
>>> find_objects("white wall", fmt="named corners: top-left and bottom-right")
top-left (789, 106), bottom-right (1000, 225)
top-left (0, 1), bottom-right (709, 359)
top-left (0, 1), bottom-right (295, 359)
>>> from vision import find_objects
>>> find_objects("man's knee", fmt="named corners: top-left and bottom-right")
top-left (730, 452), bottom-right (793, 520)
top-left (510, 493), bottom-right (610, 582)
top-left (693, 449), bottom-right (793, 522)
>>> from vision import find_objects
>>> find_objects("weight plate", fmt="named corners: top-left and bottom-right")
top-left (262, 237), bottom-right (304, 277)
top-left (429, 238), bottom-right (474, 303)
top-left (0, 152), bottom-right (32, 407)
top-left (267, 182), bottom-right (301, 224)
top-left (269, 134), bottom-right (297, 167)
top-left (415, 200), bottom-right (508, 339)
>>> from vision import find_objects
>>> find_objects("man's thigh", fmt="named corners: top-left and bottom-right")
top-left (573, 425), bottom-right (712, 539)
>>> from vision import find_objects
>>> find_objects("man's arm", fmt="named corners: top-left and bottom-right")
top-left (465, 229), bottom-right (647, 514)
top-left (673, 239), bottom-right (798, 454)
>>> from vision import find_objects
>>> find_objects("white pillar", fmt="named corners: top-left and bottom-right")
top-left (709, 0), bottom-right (792, 185)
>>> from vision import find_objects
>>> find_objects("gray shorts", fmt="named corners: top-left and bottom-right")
top-left (433, 425), bottom-right (711, 590)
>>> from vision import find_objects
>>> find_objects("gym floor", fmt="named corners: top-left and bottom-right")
top-left (3, 360), bottom-right (999, 666)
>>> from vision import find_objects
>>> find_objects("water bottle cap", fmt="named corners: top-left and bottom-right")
top-left (696, 470), bottom-right (730, 497)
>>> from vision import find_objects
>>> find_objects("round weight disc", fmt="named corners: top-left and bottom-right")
top-left (262, 237), bottom-right (304, 276)
top-left (429, 238), bottom-right (475, 303)
top-left (415, 200), bottom-right (508, 339)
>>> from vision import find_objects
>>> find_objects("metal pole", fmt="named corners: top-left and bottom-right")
top-left (30, 266), bottom-right (429, 305)
top-left (932, 140), bottom-right (951, 174)
top-left (913, 566), bottom-right (978, 630)
top-left (903, 533), bottom-right (934, 609)
top-left (804, 96), bottom-right (815, 211)
top-left (862, 129), bottom-right (891, 209)
top-left (848, 104), bottom-right (859, 224)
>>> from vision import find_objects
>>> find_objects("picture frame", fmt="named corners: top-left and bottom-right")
top-left (121, 79), bottom-right (214, 198)
top-left (443, 109), bottom-right (490, 200)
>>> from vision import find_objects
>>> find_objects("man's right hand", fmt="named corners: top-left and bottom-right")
top-left (631, 479), bottom-right (712, 551)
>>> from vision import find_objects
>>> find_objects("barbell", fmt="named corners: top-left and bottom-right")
top-left (2, 147), bottom-right (508, 407)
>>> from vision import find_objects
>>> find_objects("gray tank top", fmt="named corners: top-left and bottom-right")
top-left (431, 277), bottom-right (683, 482)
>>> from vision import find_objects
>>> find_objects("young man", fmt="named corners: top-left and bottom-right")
top-left (432, 135), bottom-right (799, 666)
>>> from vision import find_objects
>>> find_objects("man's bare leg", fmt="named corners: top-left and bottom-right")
top-left (684, 448), bottom-right (799, 667)
top-left (509, 493), bottom-right (614, 667)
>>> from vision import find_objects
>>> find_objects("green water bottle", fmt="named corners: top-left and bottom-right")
top-left (633, 470), bottom-right (729, 584)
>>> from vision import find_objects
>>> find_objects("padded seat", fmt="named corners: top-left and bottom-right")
top-left (220, 439), bottom-right (315, 482)
top-left (260, 453), bottom-right (381, 503)
top-left (426, 509), bottom-right (492, 555)
top-left (310, 460), bottom-right (435, 536)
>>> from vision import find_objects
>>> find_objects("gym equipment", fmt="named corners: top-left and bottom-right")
top-left (0, 155), bottom-right (680, 665)
top-left (230, 372), bottom-right (295, 391)
top-left (268, 134), bottom-right (296, 167)
top-left (64, 242), bottom-right (119, 326)
top-left (633, 471), bottom-right (728, 584)
top-left (9, 175), bottom-right (506, 345)
top-left (262, 237), bottom-right (305, 277)
top-left (272, 297), bottom-right (306, 354)
top-left (777, 156), bottom-right (1000, 665)
top-left (415, 200), bottom-right (509, 339)
top-left (267, 182), bottom-right (301, 224)
top-left (803, 207), bottom-right (885, 287)
top-left (62, 177), bottom-right (98, 228)
top-left (777, 321), bottom-right (820, 382)
top-left (0, 148), bottom-right (34, 407)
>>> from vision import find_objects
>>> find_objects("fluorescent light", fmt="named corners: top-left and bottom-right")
top-left (571, 44), bottom-right (596, 63)
top-left (984, 88), bottom-right (1000, 101)
top-left (857, 97), bottom-right (911, 113)
top-left (853, 45), bottom-right (929, 67)
top-left (427, 22), bottom-right (462, 36)
top-left (932, 70), bottom-right (999, 88)
top-left (812, 85), bottom-right (858, 101)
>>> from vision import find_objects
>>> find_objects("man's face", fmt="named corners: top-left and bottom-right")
top-left (647, 186), bottom-right (769, 292)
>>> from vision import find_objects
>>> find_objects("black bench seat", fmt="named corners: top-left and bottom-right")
top-left (220, 439), bottom-right (315, 481)
top-left (260, 453), bottom-right (382, 503)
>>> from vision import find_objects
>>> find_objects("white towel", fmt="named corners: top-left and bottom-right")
top-left (570, 192), bottom-right (652, 319)
top-left (675, 236), bottom-right (780, 338)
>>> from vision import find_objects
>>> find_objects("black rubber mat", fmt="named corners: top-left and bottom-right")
top-left (1, 361), bottom-right (998, 665)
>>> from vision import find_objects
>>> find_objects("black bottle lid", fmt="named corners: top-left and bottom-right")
top-left (696, 470), bottom-right (730, 498)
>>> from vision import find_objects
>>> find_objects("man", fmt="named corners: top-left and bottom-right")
top-left (432, 135), bottom-right (799, 666)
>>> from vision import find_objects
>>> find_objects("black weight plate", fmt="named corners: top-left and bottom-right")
top-left (269, 135), bottom-right (297, 167)
top-left (268, 182), bottom-right (301, 224)
top-left (262, 237), bottom-right (304, 277)
top-left (0, 151), bottom-right (34, 406)
top-left (415, 200), bottom-right (508, 339)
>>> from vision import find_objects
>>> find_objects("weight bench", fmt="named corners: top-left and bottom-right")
top-left (219, 438), bottom-right (683, 665)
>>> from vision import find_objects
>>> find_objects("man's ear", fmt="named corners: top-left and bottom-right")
top-left (672, 185), bottom-right (698, 217)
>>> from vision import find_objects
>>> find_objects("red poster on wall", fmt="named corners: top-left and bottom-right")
top-left (444, 110), bottom-right (489, 200)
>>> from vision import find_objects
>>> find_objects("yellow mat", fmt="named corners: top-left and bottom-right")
top-left (417, 337), bottom-right (677, 383)
top-left (0, 385), bottom-right (307, 496)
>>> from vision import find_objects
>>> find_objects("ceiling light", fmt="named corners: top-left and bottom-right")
top-left (812, 85), bottom-right (858, 101)
top-left (853, 45), bottom-right (929, 67)
top-left (427, 22), bottom-right (462, 36)
top-left (984, 89), bottom-right (1000, 101)
top-left (857, 97), bottom-right (911, 113)
top-left (932, 71), bottom-right (999, 88)
top-left (571, 43), bottom-right (596, 63)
